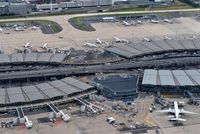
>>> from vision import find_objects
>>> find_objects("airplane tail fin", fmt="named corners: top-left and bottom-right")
top-left (170, 118), bottom-right (186, 122)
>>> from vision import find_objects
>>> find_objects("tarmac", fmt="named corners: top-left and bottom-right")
top-left (0, 14), bottom-right (200, 53)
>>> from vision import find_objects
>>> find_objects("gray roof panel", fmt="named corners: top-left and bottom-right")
top-left (0, 88), bottom-right (5, 104)
top-left (141, 41), bottom-right (163, 51)
top-left (24, 53), bottom-right (38, 62)
top-left (185, 70), bottom-right (200, 85)
top-left (49, 80), bottom-right (81, 94)
top-left (172, 70), bottom-right (194, 86)
top-left (158, 70), bottom-right (175, 86)
top-left (128, 42), bottom-right (152, 53)
top-left (165, 40), bottom-right (184, 49)
top-left (36, 83), bottom-right (64, 98)
top-left (0, 54), bottom-right (10, 63)
top-left (22, 86), bottom-right (45, 101)
top-left (105, 47), bottom-right (133, 58)
top-left (153, 40), bottom-right (173, 50)
top-left (179, 39), bottom-right (196, 49)
top-left (50, 54), bottom-right (66, 62)
top-left (142, 69), bottom-right (157, 85)
top-left (61, 77), bottom-right (94, 90)
top-left (7, 87), bottom-right (26, 103)
top-left (10, 53), bottom-right (24, 62)
top-left (117, 45), bottom-right (141, 55)
top-left (37, 53), bottom-right (52, 62)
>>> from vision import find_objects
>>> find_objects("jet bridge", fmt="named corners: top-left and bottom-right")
top-left (75, 98), bottom-right (104, 114)
top-left (185, 90), bottom-right (200, 105)
top-left (16, 107), bottom-right (32, 129)
top-left (47, 102), bottom-right (70, 122)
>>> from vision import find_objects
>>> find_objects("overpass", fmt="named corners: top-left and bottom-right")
top-left (0, 56), bottom-right (200, 80)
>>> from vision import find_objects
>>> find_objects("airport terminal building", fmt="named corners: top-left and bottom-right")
top-left (0, 77), bottom-right (95, 106)
top-left (92, 75), bottom-right (139, 100)
top-left (142, 69), bottom-right (200, 93)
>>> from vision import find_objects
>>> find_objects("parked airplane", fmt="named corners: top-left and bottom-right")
top-left (143, 37), bottom-right (152, 42)
top-left (0, 27), bottom-right (3, 32)
top-left (163, 36), bottom-right (172, 40)
top-left (41, 43), bottom-right (48, 49)
top-left (163, 18), bottom-right (173, 24)
top-left (122, 20), bottom-right (131, 26)
top-left (24, 116), bottom-right (33, 129)
top-left (186, 36), bottom-right (196, 40)
top-left (151, 19), bottom-right (159, 24)
top-left (14, 27), bottom-right (24, 31)
top-left (157, 101), bottom-right (198, 122)
top-left (24, 43), bottom-right (31, 48)
top-left (114, 37), bottom-right (129, 43)
top-left (31, 26), bottom-right (37, 30)
top-left (83, 42), bottom-right (97, 48)
top-left (114, 37), bottom-right (121, 43)
top-left (96, 38), bottom-right (102, 44)
top-left (137, 20), bottom-right (142, 24)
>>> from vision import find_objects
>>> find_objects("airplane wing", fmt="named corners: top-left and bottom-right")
top-left (170, 118), bottom-right (186, 122)
top-left (179, 109), bottom-right (198, 115)
top-left (156, 108), bottom-right (175, 113)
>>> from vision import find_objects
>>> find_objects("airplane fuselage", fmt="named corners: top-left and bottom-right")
top-left (174, 101), bottom-right (179, 118)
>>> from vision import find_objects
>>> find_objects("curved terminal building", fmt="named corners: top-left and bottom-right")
top-left (92, 75), bottom-right (139, 100)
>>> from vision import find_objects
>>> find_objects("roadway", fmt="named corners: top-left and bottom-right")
top-left (0, 56), bottom-right (200, 80)
top-left (1, 8), bottom-right (200, 23)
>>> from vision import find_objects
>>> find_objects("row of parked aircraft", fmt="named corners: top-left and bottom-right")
top-left (83, 37), bottom-right (130, 48)
top-left (122, 20), bottom-right (142, 26)
top-left (0, 26), bottom-right (38, 33)
top-left (83, 38), bottom-right (111, 48)
top-left (122, 18), bottom-right (172, 26)
top-left (19, 42), bottom-right (69, 54)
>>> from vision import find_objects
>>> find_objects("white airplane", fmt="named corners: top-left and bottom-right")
top-left (96, 38), bottom-right (102, 44)
top-left (31, 26), bottom-right (37, 30)
top-left (59, 110), bottom-right (71, 122)
top-left (151, 19), bottom-right (159, 24)
top-left (83, 42), bottom-right (97, 48)
top-left (24, 43), bottom-right (31, 48)
top-left (24, 116), bottom-right (33, 129)
top-left (41, 43), bottom-right (48, 49)
top-left (114, 37), bottom-right (129, 43)
top-left (14, 27), bottom-right (24, 31)
top-left (163, 18), bottom-right (173, 24)
top-left (122, 20), bottom-right (131, 26)
top-left (137, 20), bottom-right (142, 24)
top-left (114, 37), bottom-right (121, 43)
top-left (0, 27), bottom-right (3, 32)
top-left (143, 37), bottom-right (152, 42)
top-left (185, 36), bottom-right (196, 40)
top-left (163, 36), bottom-right (172, 40)
top-left (157, 101), bottom-right (198, 122)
